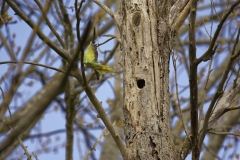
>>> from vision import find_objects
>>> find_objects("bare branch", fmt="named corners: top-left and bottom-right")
top-left (5, 0), bottom-right (71, 63)
top-left (203, 144), bottom-right (222, 160)
top-left (98, 37), bottom-right (115, 47)
top-left (34, 0), bottom-right (66, 49)
top-left (1, 119), bottom-right (33, 160)
top-left (102, 34), bottom-right (122, 44)
top-left (197, 0), bottom-right (240, 64)
top-left (208, 84), bottom-right (240, 127)
top-left (208, 131), bottom-right (240, 137)
top-left (189, 0), bottom-right (199, 158)
top-left (199, 27), bottom-right (240, 148)
top-left (17, 137), bottom-right (32, 160)
top-left (172, 52), bottom-right (189, 137)
top-left (172, 0), bottom-right (191, 31)
top-left (32, 152), bottom-right (39, 160)
top-left (199, 52), bottom-right (214, 128)
top-left (0, 61), bottom-right (65, 74)
top-left (93, 0), bottom-right (115, 20)
top-left (84, 125), bottom-right (110, 160)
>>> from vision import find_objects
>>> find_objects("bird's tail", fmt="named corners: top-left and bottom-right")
top-left (95, 64), bottom-right (114, 74)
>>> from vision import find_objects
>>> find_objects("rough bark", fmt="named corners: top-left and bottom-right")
top-left (118, 0), bottom-right (188, 159)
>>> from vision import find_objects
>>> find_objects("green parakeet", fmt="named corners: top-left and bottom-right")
top-left (84, 41), bottom-right (113, 80)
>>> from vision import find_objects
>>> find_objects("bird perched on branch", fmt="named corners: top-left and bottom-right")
top-left (84, 41), bottom-right (114, 80)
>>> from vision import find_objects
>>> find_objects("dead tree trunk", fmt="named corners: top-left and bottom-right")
top-left (118, 0), bottom-right (189, 159)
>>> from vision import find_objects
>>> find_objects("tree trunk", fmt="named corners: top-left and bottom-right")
top-left (119, 0), bottom-right (184, 159)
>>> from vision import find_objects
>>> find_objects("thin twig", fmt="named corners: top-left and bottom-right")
top-left (34, 0), bottom-right (66, 49)
top-left (1, 119), bottom-right (33, 160)
top-left (0, 61), bottom-right (65, 74)
top-left (5, 0), bottom-right (71, 63)
top-left (172, 52), bottom-right (189, 137)
top-left (84, 125), bottom-right (110, 160)
top-left (32, 152), bottom-right (39, 160)
top-left (208, 104), bottom-right (240, 126)
top-left (210, 0), bottom-right (214, 42)
top-left (202, 18), bottom-right (212, 39)
top-left (199, 27), bottom-right (240, 148)
top-left (222, 71), bottom-right (233, 92)
top-left (199, 54), bottom-right (214, 128)
top-left (197, 0), bottom-right (240, 64)
top-left (97, 37), bottom-right (114, 47)
top-left (102, 34), bottom-right (122, 44)
top-left (211, 0), bottom-right (220, 21)
top-left (208, 131), bottom-right (240, 137)
top-left (203, 143), bottom-right (221, 160)
top-left (18, 137), bottom-right (32, 160)
top-left (223, 9), bottom-right (240, 28)
top-left (1, 89), bottom-right (35, 160)
top-left (226, 105), bottom-right (240, 111)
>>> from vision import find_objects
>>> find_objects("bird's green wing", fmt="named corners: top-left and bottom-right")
top-left (84, 41), bottom-right (96, 63)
